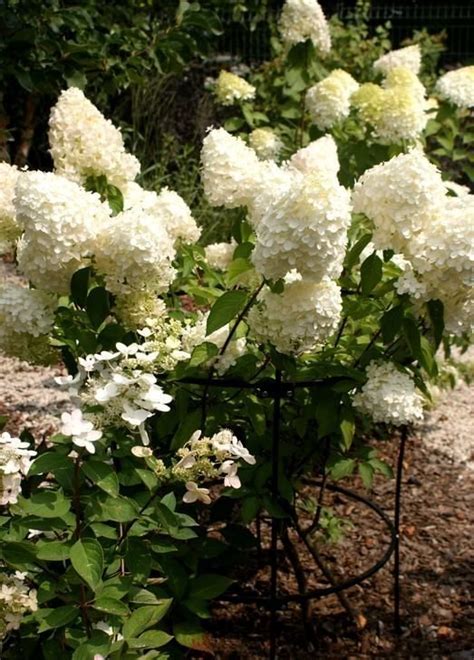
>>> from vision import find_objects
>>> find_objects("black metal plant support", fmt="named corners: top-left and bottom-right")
top-left (179, 373), bottom-right (407, 658)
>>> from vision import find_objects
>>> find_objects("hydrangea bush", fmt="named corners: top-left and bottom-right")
top-left (0, 0), bottom-right (472, 656)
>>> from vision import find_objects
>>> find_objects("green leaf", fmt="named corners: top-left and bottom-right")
top-left (70, 538), bottom-right (104, 591)
top-left (188, 341), bottom-right (218, 367)
top-left (339, 409), bottom-right (355, 450)
top-left (346, 234), bottom-right (372, 270)
top-left (127, 630), bottom-right (173, 649)
top-left (122, 601), bottom-right (173, 640)
top-left (206, 290), bottom-right (248, 335)
top-left (87, 287), bottom-right (110, 329)
top-left (28, 452), bottom-right (71, 476)
top-left (125, 538), bottom-right (152, 582)
top-left (106, 184), bottom-right (124, 216)
top-left (330, 458), bottom-right (356, 480)
top-left (402, 317), bottom-right (421, 361)
top-left (82, 461), bottom-right (119, 497)
top-left (427, 299), bottom-right (444, 348)
top-left (226, 258), bottom-right (253, 285)
top-left (88, 494), bottom-right (139, 522)
top-left (36, 605), bottom-right (78, 632)
top-left (36, 541), bottom-right (71, 561)
top-left (188, 574), bottom-right (233, 600)
top-left (381, 306), bottom-right (404, 344)
top-left (70, 267), bottom-right (91, 308)
top-left (2, 541), bottom-right (37, 568)
top-left (94, 596), bottom-right (130, 616)
top-left (18, 491), bottom-right (71, 519)
top-left (360, 253), bottom-right (383, 295)
top-left (173, 621), bottom-right (207, 650)
top-left (358, 462), bottom-right (374, 488)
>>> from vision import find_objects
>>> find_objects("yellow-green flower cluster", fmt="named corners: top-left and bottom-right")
top-left (306, 69), bottom-right (359, 130)
top-left (215, 71), bottom-right (256, 106)
top-left (249, 128), bottom-right (283, 160)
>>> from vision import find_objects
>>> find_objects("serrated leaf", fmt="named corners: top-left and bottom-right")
top-left (93, 596), bottom-right (130, 616)
top-left (206, 290), bottom-right (248, 335)
top-left (189, 341), bottom-right (218, 367)
top-left (358, 462), bottom-right (374, 488)
top-left (330, 458), bottom-right (356, 480)
top-left (70, 538), bottom-right (104, 591)
top-left (28, 452), bottom-right (71, 476)
top-left (122, 601), bottom-right (173, 639)
top-left (82, 461), bottom-right (119, 497)
top-left (36, 605), bottom-right (78, 632)
top-left (188, 574), bottom-right (233, 600)
top-left (127, 630), bottom-right (173, 649)
top-left (173, 621), bottom-right (209, 651)
top-left (36, 541), bottom-right (71, 561)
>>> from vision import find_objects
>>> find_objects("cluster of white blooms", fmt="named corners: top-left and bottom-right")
top-left (123, 182), bottom-right (200, 246)
top-left (352, 150), bottom-right (446, 253)
top-left (60, 409), bottom-right (103, 454)
top-left (94, 207), bottom-right (176, 296)
top-left (214, 71), bottom-right (256, 106)
top-left (0, 570), bottom-right (38, 639)
top-left (435, 65), bottom-right (474, 109)
top-left (14, 171), bottom-right (110, 293)
top-left (0, 432), bottom-right (36, 506)
top-left (248, 128), bottom-right (283, 160)
top-left (201, 128), bottom-right (261, 209)
top-left (114, 292), bottom-right (168, 330)
top-left (0, 284), bottom-right (56, 363)
top-left (373, 45), bottom-right (422, 76)
top-left (248, 277), bottom-right (342, 354)
top-left (279, 0), bottom-right (331, 54)
top-left (289, 135), bottom-right (340, 177)
top-left (353, 361), bottom-right (424, 425)
top-left (204, 240), bottom-right (236, 271)
top-left (49, 87), bottom-right (140, 189)
top-left (306, 70), bottom-right (359, 130)
top-left (175, 429), bottom-right (256, 503)
top-left (251, 167), bottom-right (352, 282)
top-left (0, 163), bottom-right (20, 250)
top-left (352, 72), bottom-right (427, 144)
top-left (353, 151), bottom-right (474, 334)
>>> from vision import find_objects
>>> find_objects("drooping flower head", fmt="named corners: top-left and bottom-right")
top-left (214, 71), bottom-right (256, 106)
top-left (279, 0), bottom-right (331, 54)
top-left (353, 361), bottom-right (424, 425)
top-left (373, 44), bottom-right (422, 76)
top-left (306, 69), bottom-right (359, 130)
top-left (436, 65), bottom-right (474, 109)
top-left (49, 87), bottom-right (140, 189)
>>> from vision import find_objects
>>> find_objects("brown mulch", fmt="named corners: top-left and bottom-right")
top-left (205, 434), bottom-right (473, 659)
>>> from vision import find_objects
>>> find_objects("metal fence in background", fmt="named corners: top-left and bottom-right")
top-left (217, 2), bottom-right (474, 65)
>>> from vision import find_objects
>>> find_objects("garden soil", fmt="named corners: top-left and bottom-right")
top-left (1, 261), bottom-right (472, 659)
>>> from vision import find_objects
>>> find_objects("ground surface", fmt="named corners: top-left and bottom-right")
top-left (1, 256), bottom-right (472, 658)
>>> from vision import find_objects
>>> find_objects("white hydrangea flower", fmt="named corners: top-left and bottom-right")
top-left (201, 128), bottom-right (261, 209)
top-left (279, 0), bottom-right (331, 54)
top-left (352, 150), bottom-right (446, 252)
top-left (289, 135), bottom-right (340, 178)
top-left (248, 277), bottom-right (342, 354)
top-left (49, 87), bottom-right (140, 188)
top-left (353, 361), bottom-right (424, 425)
top-left (0, 571), bottom-right (38, 639)
top-left (183, 481), bottom-right (211, 504)
top-left (60, 409), bottom-right (103, 454)
top-left (123, 182), bottom-right (200, 245)
top-left (214, 71), bottom-right (256, 106)
top-left (0, 162), bottom-right (21, 249)
top-left (251, 167), bottom-right (351, 282)
top-left (0, 432), bottom-right (36, 505)
top-left (436, 66), bottom-right (474, 109)
top-left (114, 291), bottom-right (168, 330)
top-left (382, 66), bottom-right (426, 104)
top-left (204, 240), bottom-right (236, 271)
top-left (14, 170), bottom-right (110, 293)
top-left (373, 45), bottom-right (422, 76)
top-left (0, 284), bottom-right (55, 337)
top-left (306, 70), bottom-right (359, 130)
top-left (94, 207), bottom-right (176, 296)
top-left (249, 128), bottom-right (283, 160)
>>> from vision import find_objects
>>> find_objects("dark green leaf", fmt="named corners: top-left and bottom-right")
top-left (82, 460), bottom-right (119, 497)
top-left (122, 601), bottom-right (173, 639)
top-left (206, 290), bottom-right (248, 335)
top-left (360, 253), bottom-right (383, 295)
top-left (70, 538), bottom-right (104, 591)
top-left (70, 267), bottom-right (91, 308)
top-left (86, 287), bottom-right (110, 329)
top-left (188, 574), bottom-right (233, 600)
top-left (127, 630), bottom-right (173, 649)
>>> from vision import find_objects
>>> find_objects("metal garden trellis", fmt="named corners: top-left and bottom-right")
top-left (179, 371), bottom-right (409, 658)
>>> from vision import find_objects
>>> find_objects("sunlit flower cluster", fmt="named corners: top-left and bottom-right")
top-left (373, 45), bottom-right (421, 76)
top-left (289, 135), bottom-right (340, 177)
top-left (215, 71), bottom-right (256, 106)
top-left (94, 207), bottom-right (176, 296)
top-left (14, 171), bottom-right (110, 293)
top-left (353, 361), bottom-right (424, 425)
top-left (204, 240), bottom-right (236, 271)
top-left (352, 74), bottom-right (427, 143)
top-left (0, 432), bottom-right (36, 506)
top-left (248, 275), bottom-right (342, 354)
top-left (279, 0), bottom-right (331, 54)
top-left (201, 128), bottom-right (261, 209)
top-left (0, 163), bottom-right (20, 251)
top-left (60, 409), bottom-right (103, 454)
top-left (435, 65), bottom-right (474, 109)
top-left (0, 570), bottom-right (38, 639)
top-left (123, 182), bottom-right (200, 246)
top-left (249, 128), bottom-right (283, 160)
top-left (306, 69), bottom-right (359, 129)
top-left (49, 87), bottom-right (140, 189)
